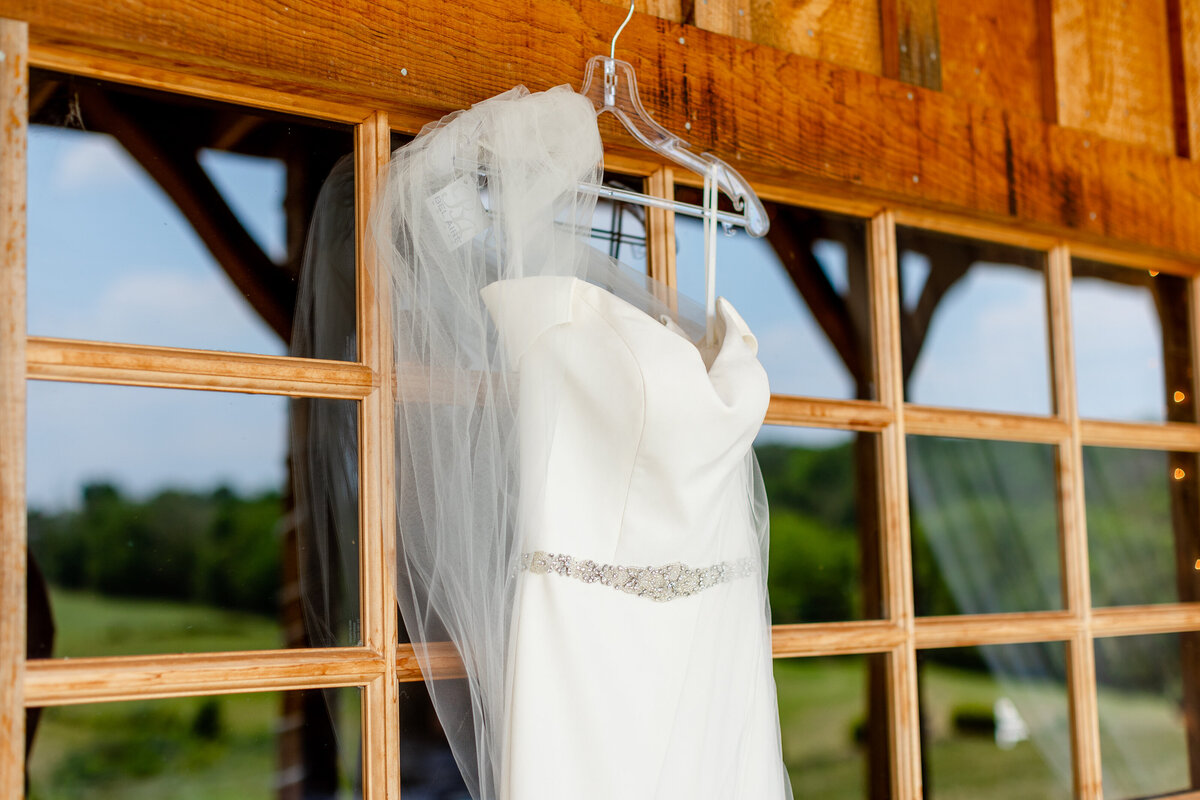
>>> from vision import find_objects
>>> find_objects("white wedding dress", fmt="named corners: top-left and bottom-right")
top-left (357, 83), bottom-right (791, 800)
top-left (483, 276), bottom-right (789, 798)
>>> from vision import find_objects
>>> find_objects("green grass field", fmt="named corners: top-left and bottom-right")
top-left (26, 589), bottom-right (1192, 799)
top-left (45, 586), bottom-right (282, 658)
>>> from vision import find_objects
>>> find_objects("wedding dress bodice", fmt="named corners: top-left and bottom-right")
top-left (482, 275), bottom-right (768, 564)
top-left (482, 275), bottom-right (789, 799)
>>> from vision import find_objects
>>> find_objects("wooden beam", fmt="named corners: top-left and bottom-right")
top-left (25, 649), bottom-right (383, 707)
top-left (765, 395), bottom-right (893, 430)
top-left (75, 85), bottom-right (297, 341)
top-left (1079, 418), bottom-right (1200, 451)
top-left (771, 621), bottom-right (905, 657)
top-left (5, 0), bottom-right (1200, 264)
top-left (905, 404), bottom-right (1068, 442)
top-left (766, 205), bottom-right (866, 386)
top-left (1091, 603), bottom-right (1200, 638)
top-left (25, 337), bottom-right (376, 398)
top-left (913, 611), bottom-right (1076, 648)
top-left (0, 18), bottom-right (25, 800)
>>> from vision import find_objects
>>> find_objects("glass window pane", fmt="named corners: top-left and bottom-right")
top-left (28, 68), bottom-right (355, 358)
top-left (758, 425), bottom-right (882, 623)
top-left (1085, 447), bottom-right (1200, 607)
top-left (675, 197), bottom-right (873, 400)
top-left (1095, 632), bottom-right (1200, 799)
top-left (1072, 259), bottom-right (1193, 423)
top-left (775, 655), bottom-right (887, 799)
top-left (919, 643), bottom-right (1072, 799)
top-left (398, 679), bottom-right (472, 798)
top-left (897, 227), bottom-right (1050, 415)
top-left (27, 688), bottom-right (362, 799)
top-left (26, 382), bottom-right (361, 657)
top-left (908, 436), bottom-right (1062, 615)
top-left (588, 172), bottom-right (648, 273)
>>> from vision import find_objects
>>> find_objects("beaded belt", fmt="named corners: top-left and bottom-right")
top-left (517, 550), bottom-right (755, 602)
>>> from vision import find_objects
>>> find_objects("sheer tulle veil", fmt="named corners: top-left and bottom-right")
top-left (292, 84), bottom-right (778, 799)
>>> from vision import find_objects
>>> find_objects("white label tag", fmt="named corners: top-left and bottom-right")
top-left (426, 175), bottom-right (488, 250)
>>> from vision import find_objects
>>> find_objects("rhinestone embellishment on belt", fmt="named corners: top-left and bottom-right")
top-left (518, 551), bottom-right (755, 602)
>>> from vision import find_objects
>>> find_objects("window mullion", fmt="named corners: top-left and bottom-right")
top-left (1047, 242), bottom-right (1104, 800)
top-left (355, 111), bottom-right (401, 800)
top-left (645, 166), bottom-right (677, 291)
top-left (868, 209), bottom-right (922, 800)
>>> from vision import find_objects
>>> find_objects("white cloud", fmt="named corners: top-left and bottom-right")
top-left (49, 132), bottom-right (140, 193)
top-left (755, 317), bottom-right (853, 399)
top-left (37, 268), bottom-right (283, 356)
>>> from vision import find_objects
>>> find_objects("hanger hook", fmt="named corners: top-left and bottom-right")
top-left (610, 0), bottom-right (636, 60)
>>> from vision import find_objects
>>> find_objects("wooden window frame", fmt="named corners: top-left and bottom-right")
top-left (4, 20), bottom-right (1200, 800)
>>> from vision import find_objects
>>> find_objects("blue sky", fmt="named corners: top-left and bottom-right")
top-left (24, 125), bottom-right (1169, 508)
top-left (27, 127), bottom-right (289, 509)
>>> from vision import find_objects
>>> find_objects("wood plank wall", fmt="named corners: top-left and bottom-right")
top-left (621, 0), bottom-right (1195, 159)
top-left (10, 0), bottom-right (1200, 266)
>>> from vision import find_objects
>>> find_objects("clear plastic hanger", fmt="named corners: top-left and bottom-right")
top-left (579, 0), bottom-right (766, 345)
top-left (578, 0), bottom-right (770, 239)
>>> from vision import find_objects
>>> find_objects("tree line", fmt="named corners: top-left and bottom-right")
top-left (28, 482), bottom-right (283, 617)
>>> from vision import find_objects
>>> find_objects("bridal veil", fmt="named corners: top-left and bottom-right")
top-left (293, 84), bottom-right (779, 799)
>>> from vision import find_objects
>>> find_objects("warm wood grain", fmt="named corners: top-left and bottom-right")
top-left (1047, 243), bottom-right (1104, 800)
top-left (0, 18), bottom-right (26, 799)
top-left (396, 642), bottom-right (468, 682)
top-left (748, 0), bottom-right (882, 75)
top-left (881, 0), bottom-right (941, 89)
top-left (869, 211), bottom-right (922, 800)
top-left (675, 170), bottom-right (885, 219)
top-left (1079, 418), bottom-right (1200, 451)
top-left (645, 167), bottom-right (677, 290)
top-left (914, 611), bottom-right (1077, 648)
top-left (1056, 238), bottom-right (1200, 277)
top-left (354, 111), bottom-right (402, 800)
top-left (1052, 0), bottom-right (1176, 155)
top-left (28, 43), bottom-right (372, 123)
top-left (771, 620), bottom-right (905, 656)
top-left (25, 649), bottom-right (384, 707)
top-left (1091, 603), bottom-right (1200, 637)
top-left (891, 207), bottom-right (1061, 251)
top-left (599, 0), bottom-right (683, 23)
top-left (694, 0), bottom-right (752, 39)
top-left (7, 1), bottom-right (1200, 263)
top-left (25, 337), bottom-right (377, 398)
top-left (937, 0), bottom-right (1053, 120)
top-left (766, 395), bottom-right (893, 430)
top-left (905, 404), bottom-right (1068, 442)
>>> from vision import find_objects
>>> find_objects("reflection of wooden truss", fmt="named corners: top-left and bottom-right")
top-left (75, 86), bottom-right (295, 339)
top-left (29, 72), bottom-right (348, 342)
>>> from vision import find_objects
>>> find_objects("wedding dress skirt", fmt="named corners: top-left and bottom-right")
top-left (484, 276), bottom-right (789, 798)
